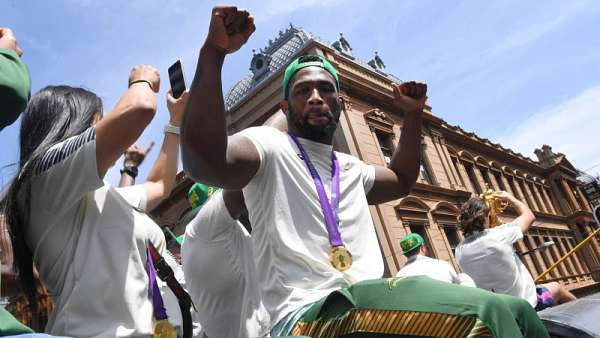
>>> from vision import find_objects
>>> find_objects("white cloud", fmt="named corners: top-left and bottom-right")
top-left (498, 85), bottom-right (600, 172)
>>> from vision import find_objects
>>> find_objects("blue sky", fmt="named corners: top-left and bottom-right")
top-left (2, 0), bottom-right (600, 188)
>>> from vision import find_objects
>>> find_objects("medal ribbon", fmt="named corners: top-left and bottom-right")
top-left (147, 246), bottom-right (168, 321)
top-left (288, 133), bottom-right (343, 247)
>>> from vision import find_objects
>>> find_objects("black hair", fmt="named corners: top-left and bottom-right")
top-left (404, 246), bottom-right (421, 258)
top-left (458, 197), bottom-right (490, 237)
top-left (0, 85), bottom-right (102, 312)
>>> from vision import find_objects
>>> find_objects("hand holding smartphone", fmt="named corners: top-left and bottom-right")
top-left (168, 59), bottom-right (186, 99)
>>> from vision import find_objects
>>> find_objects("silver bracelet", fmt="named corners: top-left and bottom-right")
top-left (164, 123), bottom-right (180, 135)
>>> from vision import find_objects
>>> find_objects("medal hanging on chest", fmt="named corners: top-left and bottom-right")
top-left (288, 133), bottom-right (353, 271)
top-left (147, 246), bottom-right (178, 338)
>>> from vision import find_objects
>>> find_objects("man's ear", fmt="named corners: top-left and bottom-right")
top-left (280, 100), bottom-right (289, 114)
top-left (338, 96), bottom-right (346, 111)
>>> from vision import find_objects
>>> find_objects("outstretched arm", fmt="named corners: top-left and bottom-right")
top-left (367, 82), bottom-right (427, 204)
top-left (181, 6), bottom-right (259, 189)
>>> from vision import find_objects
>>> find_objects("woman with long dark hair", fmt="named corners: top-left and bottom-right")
top-left (1, 65), bottom-right (188, 337)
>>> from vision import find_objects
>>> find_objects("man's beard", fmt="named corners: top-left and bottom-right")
top-left (289, 105), bottom-right (341, 141)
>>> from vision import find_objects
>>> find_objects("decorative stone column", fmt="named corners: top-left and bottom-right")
top-left (501, 175), bottom-right (517, 197)
top-left (575, 184), bottom-right (593, 212)
top-left (550, 179), bottom-right (572, 215)
top-left (520, 179), bottom-right (541, 212)
top-left (512, 177), bottom-right (528, 205)
top-left (531, 183), bottom-right (548, 213)
top-left (539, 184), bottom-right (557, 214)
top-left (485, 169), bottom-right (501, 191)
top-left (561, 178), bottom-right (580, 212)
top-left (472, 166), bottom-right (487, 193)
top-left (524, 235), bottom-right (553, 280)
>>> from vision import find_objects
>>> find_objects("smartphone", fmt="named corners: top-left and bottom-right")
top-left (168, 59), bottom-right (186, 99)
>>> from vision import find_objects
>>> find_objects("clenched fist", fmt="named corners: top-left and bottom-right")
top-left (205, 6), bottom-right (256, 54)
top-left (128, 65), bottom-right (160, 93)
top-left (392, 81), bottom-right (427, 115)
top-left (0, 28), bottom-right (22, 56)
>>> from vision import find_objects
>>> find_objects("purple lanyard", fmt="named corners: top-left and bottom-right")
top-left (288, 133), bottom-right (343, 248)
top-left (147, 247), bottom-right (168, 321)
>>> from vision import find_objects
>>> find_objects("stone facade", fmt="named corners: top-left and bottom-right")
top-left (151, 26), bottom-right (600, 294)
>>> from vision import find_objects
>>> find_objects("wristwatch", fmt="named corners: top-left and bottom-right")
top-left (120, 165), bottom-right (138, 178)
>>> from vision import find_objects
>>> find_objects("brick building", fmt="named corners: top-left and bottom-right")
top-left (151, 25), bottom-right (600, 294)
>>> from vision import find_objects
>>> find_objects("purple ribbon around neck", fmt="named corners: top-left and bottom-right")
top-left (288, 132), bottom-right (343, 248)
top-left (147, 246), bottom-right (168, 321)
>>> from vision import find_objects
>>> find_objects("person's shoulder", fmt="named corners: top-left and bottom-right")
top-left (489, 223), bottom-right (519, 236)
top-left (237, 125), bottom-right (286, 140)
top-left (32, 127), bottom-right (96, 177)
top-left (236, 126), bottom-right (288, 156)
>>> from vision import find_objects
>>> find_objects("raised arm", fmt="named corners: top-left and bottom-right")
top-left (367, 82), bottom-right (427, 204)
top-left (95, 65), bottom-right (160, 177)
top-left (493, 191), bottom-right (535, 233)
top-left (118, 142), bottom-right (155, 187)
top-left (181, 6), bottom-right (259, 189)
top-left (143, 90), bottom-right (187, 210)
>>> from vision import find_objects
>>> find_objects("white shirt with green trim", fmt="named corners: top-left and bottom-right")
top-left (24, 127), bottom-right (182, 337)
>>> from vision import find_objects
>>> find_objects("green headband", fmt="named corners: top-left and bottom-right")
top-left (282, 55), bottom-right (340, 99)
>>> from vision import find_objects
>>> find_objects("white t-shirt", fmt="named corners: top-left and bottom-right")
top-left (455, 223), bottom-right (537, 306)
top-left (24, 127), bottom-right (182, 337)
top-left (396, 255), bottom-right (475, 287)
top-left (238, 126), bottom-right (383, 329)
top-left (181, 190), bottom-right (270, 338)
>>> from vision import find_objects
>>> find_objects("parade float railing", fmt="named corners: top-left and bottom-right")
top-left (534, 205), bottom-right (600, 283)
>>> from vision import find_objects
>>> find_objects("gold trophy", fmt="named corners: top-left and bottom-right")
top-left (480, 184), bottom-right (508, 227)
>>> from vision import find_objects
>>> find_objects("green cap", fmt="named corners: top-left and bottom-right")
top-left (175, 235), bottom-right (185, 246)
top-left (399, 233), bottom-right (424, 255)
top-left (282, 54), bottom-right (340, 99)
top-left (187, 183), bottom-right (218, 209)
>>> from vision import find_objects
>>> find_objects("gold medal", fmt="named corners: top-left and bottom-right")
top-left (153, 319), bottom-right (177, 338)
top-left (329, 246), bottom-right (353, 271)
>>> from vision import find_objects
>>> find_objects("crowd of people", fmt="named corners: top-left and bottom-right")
top-left (0, 5), bottom-right (576, 338)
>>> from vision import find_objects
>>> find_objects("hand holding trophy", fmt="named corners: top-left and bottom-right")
top-left (480, 184), bottom-right (509, 227)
